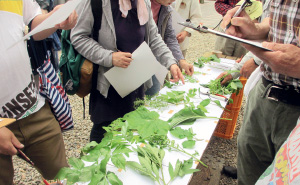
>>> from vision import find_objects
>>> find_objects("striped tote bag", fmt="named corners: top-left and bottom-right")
top-left (37, 59), bottom-right (74, 131)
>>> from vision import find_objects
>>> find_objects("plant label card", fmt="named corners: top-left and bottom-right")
top-left (104, 42), bottom-right (168, 98)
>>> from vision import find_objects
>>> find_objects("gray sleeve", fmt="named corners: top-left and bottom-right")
top-left (70, 0), bottom-right (113, 68)
top-left (146, 1), bottom-right (177, 69)
top-left (163, 13), bottom-right (184, 62)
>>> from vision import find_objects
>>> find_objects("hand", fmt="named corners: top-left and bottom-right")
top-left (169, 64), bottom-right (185, 84)
top-left (243, 42), bottom-right (300, 79)
top-left (0, 127), bottom-right (24, 156)
top-left (236, 56), bottom-right (243, 63)
top-left (176, 31), bottom-right (189, 44)
top-left (53, 5), bottom-right (78, 30)
top-left (240, 58), bottom-right (258, 78)
top-left (221, 7), bottom-right (269, 40)
top-left (179, 60), bottom-right (194, 76)
top-left (112, 51), bottom-right (133, 68)
top-left (216, 72), bottom-right (233, 85)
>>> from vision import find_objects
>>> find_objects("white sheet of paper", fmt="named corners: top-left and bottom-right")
top-left (155, 66), bottom-right (168, 86)
top-left (171, 10), bottom-right (185, 35)
top-left (7, 0), bottom-right (82, 50)
top-left (104, 42), bottom-right (168, 98)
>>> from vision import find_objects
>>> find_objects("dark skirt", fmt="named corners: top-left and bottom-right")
top-left (89, 85), bottom-right (144, 125)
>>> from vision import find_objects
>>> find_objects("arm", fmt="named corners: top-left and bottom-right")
top-left (32, 4), bottom-right (77, 40)
top-left (221, 6), bottom-right (270, 40)
top-left (243, 42), bottom-right (300, 79)
top-left (217, 52), bottom-right (253, 84)
top-left (146, 4), bottom-right (184, 83)
top-left (70, 0), bottom-right (115, 68)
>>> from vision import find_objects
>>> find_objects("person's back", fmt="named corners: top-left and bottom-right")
top-left (214, 0), bottom-right (247, 57)
top-left (0, 1), bottom-right (76, 184)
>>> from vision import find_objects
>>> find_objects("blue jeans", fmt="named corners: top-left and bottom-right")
top-left (145, 75), bottom-right (161, 96)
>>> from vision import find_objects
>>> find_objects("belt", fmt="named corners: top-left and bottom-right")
top-left (262, 77), bottom-right (300, 106)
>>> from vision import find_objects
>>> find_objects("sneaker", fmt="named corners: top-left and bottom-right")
top-left (222, 166), bottom-right (237, 179)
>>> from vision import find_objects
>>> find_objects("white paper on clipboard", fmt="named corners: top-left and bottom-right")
top-left (178, 22), bottom-right (272, 51)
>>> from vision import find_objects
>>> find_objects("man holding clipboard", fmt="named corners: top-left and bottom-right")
top-left (221, 1), bottom-right (300, 184)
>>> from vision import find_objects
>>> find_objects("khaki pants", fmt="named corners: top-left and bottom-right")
top-left (237, 79), bottom-right (300, 185)
top-left (0, 102), bottom-right (68, 185)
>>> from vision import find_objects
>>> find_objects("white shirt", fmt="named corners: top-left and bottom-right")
top-left (0, 0), bottom-right (44, 120)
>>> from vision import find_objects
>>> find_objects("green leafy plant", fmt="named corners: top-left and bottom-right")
top-left (164, 80), bottom-right (179, 88)
top-left (126, 144), bottom-right (199, 185)
top-left (201, 70), bottom-right (243, 95)
top-left (194, 55), bottom-right (220, 66)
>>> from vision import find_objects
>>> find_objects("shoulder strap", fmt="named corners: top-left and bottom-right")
top-left (91, 0), bottom-right (103, 41)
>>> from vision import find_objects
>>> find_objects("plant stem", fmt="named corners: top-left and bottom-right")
top-left (170, 145), bottom-right (208, 168)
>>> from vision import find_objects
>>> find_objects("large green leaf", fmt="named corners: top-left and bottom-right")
top-left (123, 107), bottom-right (169, 138)
top-left (182, 140), bottom-right (196, 149)
top-left (111, 154), bottom-right (126, 169)
top-left (168, 107), bottom-right (206, 128)
top-left (69, 157), bottom-right (85, 170)
top-left (89, 173), bottom-right (105, 185)
top-left (126, 161), bottom-right (156, 181)
top-left (54, 167), bottom-right (77, 180)
top-left (107, 172), bottom-right (123, 185)
top-left (81, 141), bottom-right (99, 155)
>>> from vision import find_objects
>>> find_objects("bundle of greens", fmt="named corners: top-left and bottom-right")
top-left (194, 54), bottom-right (220, 68)
top-left (201, 71), bottom-right (243, 95)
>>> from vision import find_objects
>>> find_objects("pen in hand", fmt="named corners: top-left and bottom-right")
top-left (224, 0), bottom-right (250, 31)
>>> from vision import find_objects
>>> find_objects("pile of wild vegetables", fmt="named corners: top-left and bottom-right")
top-left (201, 71), bottom-right (243, 95)
top-left (194, 54), bottom-right (220, 68)
top-left (55, 95), bottom-right (229, 184)
top-left (55, 104), bottom-right (220, 185)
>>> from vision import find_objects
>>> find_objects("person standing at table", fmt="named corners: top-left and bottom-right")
top-left (145, 0), bottom-right (194, 96)
top-left (0, 1), bottom-right (77, 184)
top-left (174, 0), bottom-right (202, 58)
top-left (71, 0), bottom-right (184, 143)
top-left (217, 0), bottom-right (271, 85)
top-left (221, 0), bottom-right (300, 183)
top-left (214, 0), bottom-right (247, 57)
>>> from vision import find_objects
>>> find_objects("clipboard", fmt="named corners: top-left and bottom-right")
top-left (0, 118), bottom-right (16, 128)
top-left (178, 22), bottom-right (272, 51)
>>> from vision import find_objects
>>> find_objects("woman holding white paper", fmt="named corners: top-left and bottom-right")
top-left (71, 0), bottom-right (184, 143)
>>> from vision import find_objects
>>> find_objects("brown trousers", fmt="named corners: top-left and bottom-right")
top-left (0, 102), bottom-right (68, 185)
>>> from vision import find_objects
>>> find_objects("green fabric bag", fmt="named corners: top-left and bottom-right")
top-left (59, 0), bottom-right (102, 97)
top-left (59, 29), bottom-right (85, 95)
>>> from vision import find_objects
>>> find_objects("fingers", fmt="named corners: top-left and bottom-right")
top-left (179, 69), bottom-right (185, 84)
top-left (190, 66), bottom-right (194, 75)
top-left (169, 64), bottom-right (185, 84)
top-left (0, 127), bottom-right (23, 156)
top-left (220, 75), bottom-right (233, 85)
top-left (112, 52), bottom-right (133, 68)
top-left (12, 136), bottom-right (24, 150)
top-left (221, 6), bottom-right (240, 29)
top-left (216, 72), bottom-right (226, 80)
top-left (185, 68), bottom-right (191, 76)
top-left (55, 10), bottom-right (78, 30)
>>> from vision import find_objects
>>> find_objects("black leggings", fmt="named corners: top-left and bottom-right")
top-left (90, 121), bottom-right (111, 143)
